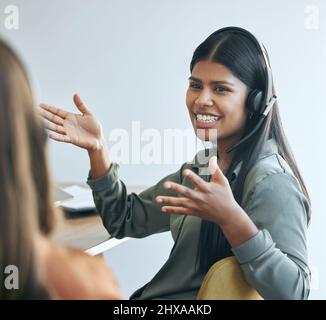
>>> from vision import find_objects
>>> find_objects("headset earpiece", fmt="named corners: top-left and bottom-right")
top-left (246, 89), bottom-right (264, 114)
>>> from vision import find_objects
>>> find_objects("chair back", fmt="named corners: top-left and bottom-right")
top-left (196, 256), bottom-right (263, 300)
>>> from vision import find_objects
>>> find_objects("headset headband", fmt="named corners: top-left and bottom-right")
top-left (208, 26), bottom-right (276, 117)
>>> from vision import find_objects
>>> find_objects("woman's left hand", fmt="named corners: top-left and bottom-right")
top-left (155, 156), bottom-right (240, 226)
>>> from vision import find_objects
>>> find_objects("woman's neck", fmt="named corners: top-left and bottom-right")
top-left (217, 147), bottom-right (233, 162)
top-left (214, 139), bottom-right (237, 173)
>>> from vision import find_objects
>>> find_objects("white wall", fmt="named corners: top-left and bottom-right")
top-left (1, 0), bottom-right (325, 299)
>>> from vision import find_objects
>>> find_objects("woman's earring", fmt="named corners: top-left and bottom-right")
top-left (248, 111), bottom-right (254, 120)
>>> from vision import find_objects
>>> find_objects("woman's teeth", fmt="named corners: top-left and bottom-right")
top-left (196, 113), bottom-right (220, 122)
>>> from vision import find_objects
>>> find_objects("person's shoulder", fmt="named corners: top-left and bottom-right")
top-left (38, 238), bottom-right (123, 300)
top-left (241, 152), bottom-right (311, 230)
top-left (248, 153), bottom-right (294, 184)
top-left (242, 152), bottom-right (302, 204)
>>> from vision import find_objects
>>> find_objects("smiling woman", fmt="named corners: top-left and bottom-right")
top-left (186, 61), bottom-right (248, 143)
top-left (40, 26), bottom-right (311, 300)
top-left (185, 27), bottom-right (310, 293)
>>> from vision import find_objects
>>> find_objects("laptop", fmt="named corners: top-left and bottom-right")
top-left (54, 186), bottom-right (74, 207)
top-left (53, 185), bottom-right (96, 212)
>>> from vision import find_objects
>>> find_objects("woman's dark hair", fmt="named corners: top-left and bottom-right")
top-left (191, 29), bottom-right (311, 273)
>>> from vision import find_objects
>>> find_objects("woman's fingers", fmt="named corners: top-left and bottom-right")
top-left (161, 206), bottom-right (193, 215)
top-left (39, 107), bottom-right (65, 126)
top-left (44, 121), bottom-right (66, 135)
top-left (162, 181), bottom-right (199, 200)
top-left (156, 195), bottom-right (198, 216)
top-left (40, 103), bottom-right (68, 120)
top-left (73, 94), bottom-right (92, 115)
top-left (48, 133), bottom-right (71, 143)
top-left (182, 169), bottom-right (208, 191)
top-left (156, 196), bottom-right (188, 207)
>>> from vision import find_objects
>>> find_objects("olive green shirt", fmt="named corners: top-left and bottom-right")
top-left (87, 139), bottom-right (311, 300)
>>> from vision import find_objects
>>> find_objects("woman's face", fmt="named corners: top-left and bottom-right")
top-left (186, 60), bottom-right (249, 145)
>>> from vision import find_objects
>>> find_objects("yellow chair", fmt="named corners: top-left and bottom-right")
top-left (196, 256), bottom-right (263, 300)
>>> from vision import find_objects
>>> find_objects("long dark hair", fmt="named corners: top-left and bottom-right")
top-left (191, 29), bottom-right (311, 273)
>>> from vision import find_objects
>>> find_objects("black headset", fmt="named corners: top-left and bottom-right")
top-left (204, 26), bottom-right (277, 153)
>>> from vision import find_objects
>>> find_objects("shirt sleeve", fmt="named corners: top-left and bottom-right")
top-left (87, 162), bottom-right (187, 239)
top-left (231, 172), bottom-right (311, 300)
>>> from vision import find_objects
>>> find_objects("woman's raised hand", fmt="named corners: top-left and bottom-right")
top-left (39, 94), bottom-right (104, 152)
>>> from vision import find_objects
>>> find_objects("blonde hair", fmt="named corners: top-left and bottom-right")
top-left (0, 39), bottom-right (57, 299)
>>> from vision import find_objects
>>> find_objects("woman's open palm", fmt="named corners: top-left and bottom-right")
top-left (39, 94), bottom-right (103, 151)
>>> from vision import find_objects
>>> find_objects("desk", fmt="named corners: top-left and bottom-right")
top-left (52, 185), bottom-right (148, 256)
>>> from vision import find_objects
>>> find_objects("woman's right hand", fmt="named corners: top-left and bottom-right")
top-left (40, 94), bottom-right (104, 152)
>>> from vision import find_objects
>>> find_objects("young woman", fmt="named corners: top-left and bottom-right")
top-left (0, 39), bottom-right (123, 300)
top-left (40, 27), bottom-right (311, 300)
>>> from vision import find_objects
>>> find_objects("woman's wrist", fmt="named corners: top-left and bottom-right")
top-left (87, 138), bottom-right (112, 179)
top-left (87, 136), bottom-right (106, 154)
top-left (219, 202), bottom-right (259, 247)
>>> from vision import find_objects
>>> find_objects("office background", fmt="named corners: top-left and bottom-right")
top-left (0, 0), bottom-right (325, 299)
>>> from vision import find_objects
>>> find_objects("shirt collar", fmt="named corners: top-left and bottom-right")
top-left (188, 138), bottom-right (278, 178)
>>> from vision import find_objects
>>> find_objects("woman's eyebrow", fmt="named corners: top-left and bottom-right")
top-left (188, 76), bottom-right (235, 86)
